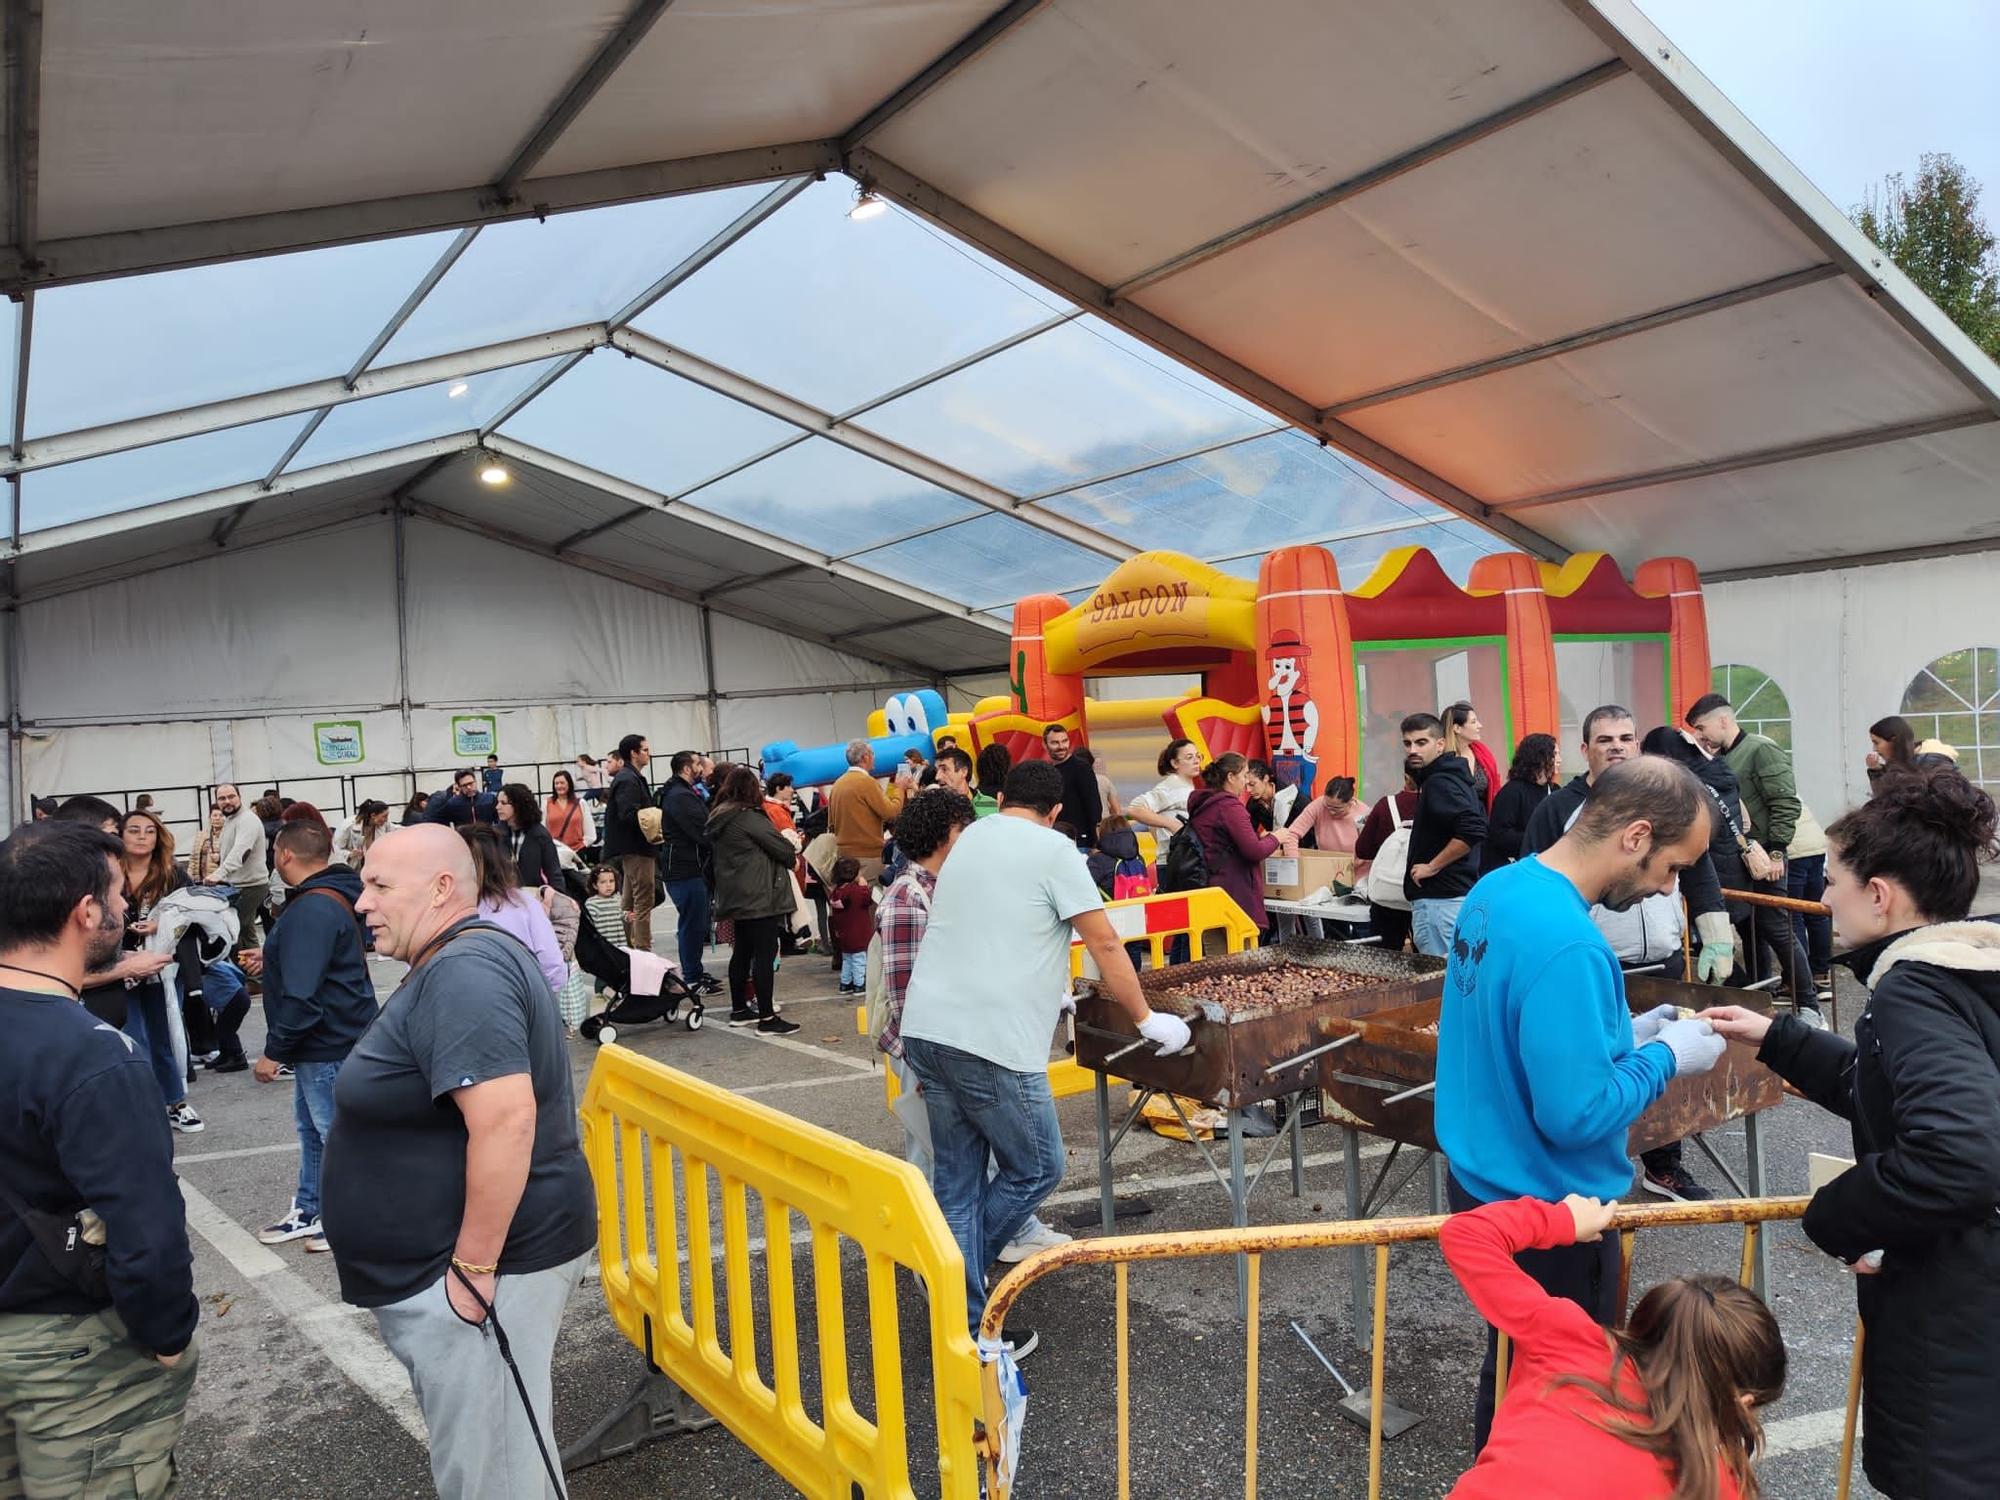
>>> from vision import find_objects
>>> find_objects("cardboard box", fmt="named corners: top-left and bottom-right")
top-left (1263, 850), bottom-right (1356, 902)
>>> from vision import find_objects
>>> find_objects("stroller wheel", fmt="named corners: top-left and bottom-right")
top-left (685, 1005), bottom-right (703, 1031)
top-left (579, 1015), bottom-right (601, 1040)
top-left (596, 1024), bottom-right (618, 1046)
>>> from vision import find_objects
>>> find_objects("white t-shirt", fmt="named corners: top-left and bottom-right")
top-left (898, 813), bottom-right (1104, 1074)
top-left (1128, 775), bottom-right (1194, 821)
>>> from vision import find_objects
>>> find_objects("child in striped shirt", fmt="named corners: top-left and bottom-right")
top-left (584, 865), bottom-right (627, 995)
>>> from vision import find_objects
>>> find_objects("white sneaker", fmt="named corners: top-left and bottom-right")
top-left (996, 1220), bottom-right (1073, 1263)
top-left (1795, 1006), bottom-right (1830, 1031)
top-left (258, 1206), bottom-right (320, 1245)
top-left (166, 1102), bottom-right (204, 1134)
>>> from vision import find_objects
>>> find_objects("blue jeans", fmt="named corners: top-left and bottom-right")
top-left (1411, 897), bottom-right (1466, 958)
top-left (664, 877), bottom-right (712, 982)
top-left (292, 1060), bottom-right (342, 1219)
top-left (121, 982), bottom-right (185, 1106)
top-left (1787, 854), bottom-right (1832, 978)
top-left (840, 950), bottom-right (867, 987)
top-left (901, 1038), bottom-right (1066, 1335)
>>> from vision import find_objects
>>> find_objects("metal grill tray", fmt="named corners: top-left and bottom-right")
top-left (1074, 939), bottom-right (1447, 1109)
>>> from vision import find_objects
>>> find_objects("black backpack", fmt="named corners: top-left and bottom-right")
top-left (1158, 818), bottom-right (1210, 894)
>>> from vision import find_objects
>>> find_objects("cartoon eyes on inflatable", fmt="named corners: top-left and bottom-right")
top-left (882, 693), bottom-right (932, 738)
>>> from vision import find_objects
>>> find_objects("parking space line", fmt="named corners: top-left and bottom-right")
top-left (1763, 1405), bottom-right (1859, 1457)
top-left (176, 1142), bottom-right (299, 1165)
top-left (739, 1072), bottom-right (881, 1097)
top-left (179, 1179), bottom-right (426, 1445)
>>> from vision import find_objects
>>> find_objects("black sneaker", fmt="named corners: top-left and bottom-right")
top-left (758, 1016), bottom-right (801, 1036)
top-left (727, 1007), bottom-right (759, 1027)
top-left (694, 974), bottom-right (725, 996)
top-left (1000, 1325), bottom-right (1039, 1362)
top-left (1641, 1164), bottom-right (1713, 1202)
top-left (209, 1053), bottom-right (250, 1074)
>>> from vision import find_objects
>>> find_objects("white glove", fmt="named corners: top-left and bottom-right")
top-left (1630, 1003), bottom-right (1680, 1047)
top-left (1693, 911), bottom-right (1737, 985)
top-left (1651, 1017), bottom-right (1726, 1077)
top-left (1058, 990), bottom-right (1078, 1017)
top-left (1135, 1010), bottom-right (1194, 1055)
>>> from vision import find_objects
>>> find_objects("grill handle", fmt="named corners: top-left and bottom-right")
top-left (1262, 1032), bottom-right (1359, 1077)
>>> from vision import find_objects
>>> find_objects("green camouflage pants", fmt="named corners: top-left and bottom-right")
top-left (0, 1308), bottom-right (197, 1499)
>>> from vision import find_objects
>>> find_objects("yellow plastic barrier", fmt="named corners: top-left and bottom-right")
top-left (579, 1044), bottom-right (984, 1499)
top-left (860, 887), bottom-right (1261, 1103)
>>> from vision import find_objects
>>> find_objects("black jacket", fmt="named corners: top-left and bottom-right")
top-left (261, 865), bottom-right (373, 1064)
top-left (1520, 772), bottom-right (1725, 921)
top-left (421, 788), bottom-right (496, 828)
top-left (0, 987), bottom-right (199, 1354)
top-left (1758, 922), bottom-right (2000, 1500)
top-left (1481, 779), bottom-right (1553, 874)
top-left (706, 804), bottom-right (796, 920)
top-left (1404, 754), bottom-right (1487, 902)
top-left (1052, 754), bottom-right (1102, 848)
top-left (656, 776), bottom-right (711, 882)
top-left (506, 823), bottom-right (563, 892)
top-left (599, 766), bottom-right (653, 860)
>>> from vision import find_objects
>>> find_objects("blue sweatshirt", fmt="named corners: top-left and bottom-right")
top-left (261, 864), bottom-right (374, 1064)
top-left (0, 987), bottom-right (199, 1354)
top-left (1434, 856), bottom-right (1677, 1202)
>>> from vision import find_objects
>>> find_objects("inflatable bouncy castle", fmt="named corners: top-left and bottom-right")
top-left (953, 546), bottom-right (1710, 802)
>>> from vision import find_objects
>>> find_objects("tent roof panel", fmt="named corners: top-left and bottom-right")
top-left (867, 0), bottom-right (1614, 286)
top-left (1345, 275), bottom-right (1981, 504)
top-left (37, 2), bottom-right (624, 241)
top-left (534, 0), bottom-right (1006, 177)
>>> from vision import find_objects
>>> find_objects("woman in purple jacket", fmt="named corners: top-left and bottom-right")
top-left (1185, 753), bottom-right (1297, 935)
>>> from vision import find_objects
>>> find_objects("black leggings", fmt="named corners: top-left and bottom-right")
top-left (728, 914), bottom-right (784, 1018)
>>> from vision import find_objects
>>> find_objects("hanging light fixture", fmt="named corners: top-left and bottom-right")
top-left (478, 456), bottom-right (510, 486)
top-left (847, 184), bottom-right (887, 222)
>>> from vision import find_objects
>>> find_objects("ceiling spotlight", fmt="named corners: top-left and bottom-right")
top-left (479, 460), bottom-right (510, 486)
top-left (848, 187), bottom-right (887, 222)
top-left (447, 381), bottom-right (471, 399)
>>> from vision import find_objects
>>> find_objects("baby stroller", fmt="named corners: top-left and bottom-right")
top-left (574, 918), bottom-right (704, 1044)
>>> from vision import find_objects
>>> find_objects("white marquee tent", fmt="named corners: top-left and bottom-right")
top-left (4, 0), bottom-right (1996, 828)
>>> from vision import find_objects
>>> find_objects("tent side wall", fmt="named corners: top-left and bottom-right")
top-left (10, 516), bottom-right (924, 835)
top-left (1706, 555), bottom-right (1997, 822)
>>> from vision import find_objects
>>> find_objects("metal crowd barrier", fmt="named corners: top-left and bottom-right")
top-left (575, 1043), bottom-right (985, 1498)
top-left (976, 1197), bottom-right (1864, 1500)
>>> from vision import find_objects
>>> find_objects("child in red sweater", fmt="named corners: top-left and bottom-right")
top-left (827, 857), bottom-right (875, 994)
top-left (1442, 1196), bottom-right (1786, 1500)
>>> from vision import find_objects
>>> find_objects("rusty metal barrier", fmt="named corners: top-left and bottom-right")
top-left (1721, 885), bottom-right (1837, 1027)
top-left (977, 1196), bottom-right (1865, 1500)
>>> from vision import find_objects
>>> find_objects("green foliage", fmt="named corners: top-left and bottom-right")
top-left (1853, 153), bottom-right (2000, 360)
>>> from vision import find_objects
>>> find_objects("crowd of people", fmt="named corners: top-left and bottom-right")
top-left (4, 690), bottom-right (1998, 1500)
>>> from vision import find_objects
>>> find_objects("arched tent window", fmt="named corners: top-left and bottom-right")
top-left (1711, 664), bottom-right (1791, 754)
top-left (1901, 647), bottom-right (2000, 792)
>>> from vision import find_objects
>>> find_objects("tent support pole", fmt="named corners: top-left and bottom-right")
top-left (699, 606), bottom-right (721, 755)
top-left (393, 503), bottom-right (415, 787)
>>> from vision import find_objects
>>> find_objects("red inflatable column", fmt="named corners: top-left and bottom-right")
top-left (1635, 558), bottom-right (1712, 723)
top-left (1256, 546), bottom-right (1356, 798)
top-left (1009, 593), bottom-right (1085, 754)
top-left (1469, 553), bottom-right (1559, 744)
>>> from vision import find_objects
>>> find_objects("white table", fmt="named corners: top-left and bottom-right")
top-left (1264, 892), bottom-right (1374, 940)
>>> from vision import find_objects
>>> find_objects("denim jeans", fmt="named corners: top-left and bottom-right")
top-left (120, 982), bottom-right (186, 1106)
top-left (292, 1060), bottom-right (343, 1219)
top-left (1787, 854), bottom-right (1832, 978)
top-left (900, 1037), bottom-right (1066, 1335)
top-left (663, 877), bottom-right (711, 982)
top-left (840, 950), bottom-right (867, 988)
top-left (1411, 897), bottom-right (1466, 958)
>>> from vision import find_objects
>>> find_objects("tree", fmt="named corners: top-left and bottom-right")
top-left (1852, 152), bottom-right (2000, 360)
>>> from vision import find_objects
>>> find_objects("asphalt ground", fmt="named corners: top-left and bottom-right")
top-left (171, 944), bottom-right (1883, 1499)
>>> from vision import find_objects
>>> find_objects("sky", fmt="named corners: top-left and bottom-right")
top-left (1635, 0), bottom-right (2000, 218)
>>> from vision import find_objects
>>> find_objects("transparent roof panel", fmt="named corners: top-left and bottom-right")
top-left (20, 415), bottom-right (300, 532)
top-left (25, 233), bottom-right (456, 437)
top-left (1035, 430), bottom-right (1443, 555)
top-left (286, 358), bottom-right (568, 473)
top-left (847, 512), bottom-right (1111, 609)
top-left (854, 315), bottom-right (1281, 496)
top-left (1212, 520), bottom-right (1502, 589)
top-left (498, 348), bottom-right (798, 496)
top-left (680, 437), bottom-right (983, 555)
top-left (0, 296), bottom-right (18, 450)
top-left (634, 178), bottom-right (1065, 414)
top-left (372, 185), bottom-right (780, 369)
